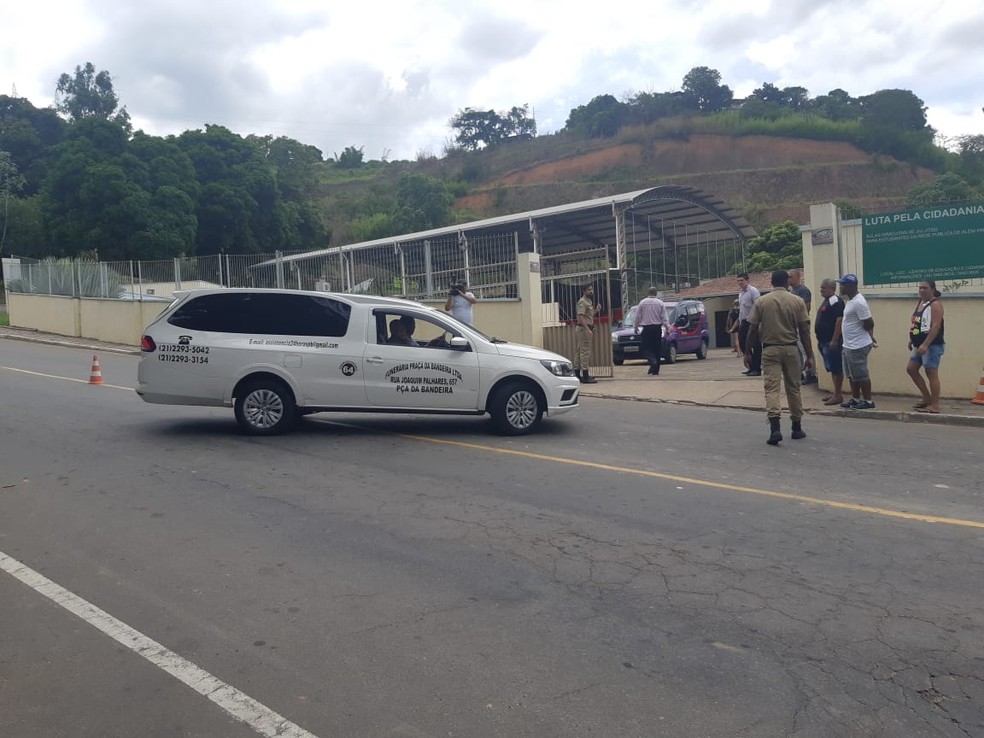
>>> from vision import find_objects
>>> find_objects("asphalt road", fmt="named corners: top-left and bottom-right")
top-left (2, 340), bottom-right (983, 738)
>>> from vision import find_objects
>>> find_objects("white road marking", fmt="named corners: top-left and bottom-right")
top-left (0, 365), bottom-right (132, 391)
top-left (0, 550), bottom-right (320, 738)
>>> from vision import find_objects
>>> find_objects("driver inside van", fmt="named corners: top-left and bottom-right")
top-left (387, 317), bottom-right (418, 346)
top-left (387, 315), bottom-right (449, 348)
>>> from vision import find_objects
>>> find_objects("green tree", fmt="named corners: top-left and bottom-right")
top-left (859, 89), bottom-right (929, 133)
top-left (450, 109), bottom-right (499, 150)
top-left (0, 151), bottom-right (26, 252)
top-left (749, 82), bottom-right (786, 106)
top-left (501, 105), bottom-right (536, 140)
top-left (810, 89), bottom-right (857, 121)
top-left (907, 173), bottom-right (975, 207)
top-left (392, 173), bottom-right (452, 232)
top-left (336, 145), bottom-right (365, 169)
top-left (681, 67), bottom-right (733, 113)
top-left (956, 134), bottom-right (984, 185)
top-left (748, 84), bottom-right (810, 111)
top-left (627, 90), bottom-right (689, 123)
top-left (744, 220), bottom-right (802, 271)
top-left (449, 105), bottom-right (536, 150)
top-left (55, 62), bottom-right (131, 132)
top-left (564, 95), bottom-right (626, 138)
top-left (0, 195), bottom-right (45, 256)
top-left (40, 120), bottom-right (198, 259)
top-left (782, 86), bottom-right (810, 111)
top-left (176, 125), bottom-right (288, 254)
top-left (0, 95), bottom-right (67, 195)
top-left (857, 89), bottom-right (934, 162)
top-left (248, 135), bottom-right (324, 197)
top-left (248, 135), bottom-right (327, 250)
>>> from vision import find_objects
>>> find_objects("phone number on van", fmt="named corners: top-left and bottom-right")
top-left (158, 344), bottom-right (210, 354)
top-left (158, 353), bottom-right (209, 364)
top-left (158, 344), bottom-right (209, 364)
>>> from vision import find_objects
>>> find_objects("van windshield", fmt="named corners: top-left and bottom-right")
top-left (622, 304), bottom-right (677, 328)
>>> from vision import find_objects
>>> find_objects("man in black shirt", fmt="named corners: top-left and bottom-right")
top-left (814, 278), bottom-right (845, 405)
top-left (790, 269), bottom-right (817, 385)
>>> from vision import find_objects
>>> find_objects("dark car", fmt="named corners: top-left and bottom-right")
top-left (611, 299), bottom-right (709, 365)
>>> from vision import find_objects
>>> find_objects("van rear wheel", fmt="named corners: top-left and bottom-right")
top-left (235, 379), bottom-right (296, 435)
top-left (490, 381), bottom-right (543, 435)
top-left (696, 339), bottom-right (708, 360)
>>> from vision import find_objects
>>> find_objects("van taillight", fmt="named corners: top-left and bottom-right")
top-left (141, 335), bottom-right (157, 352)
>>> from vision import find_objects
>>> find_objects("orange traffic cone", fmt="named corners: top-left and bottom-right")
top-left (88, 354), bottom-right (104, 385)
top-left (973, 365), bottom-right (984, 405)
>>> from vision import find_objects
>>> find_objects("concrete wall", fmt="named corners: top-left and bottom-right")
top-left (804, 203), bottom-right (983, 398)
top-left (9, 293), bottom-right (171, 346)
top-left (9, 257), bottom-right (546, 349)
top-left (421, 298), bottom-right (527, 343)
top-left (9, 294), bottom-right (80, 336)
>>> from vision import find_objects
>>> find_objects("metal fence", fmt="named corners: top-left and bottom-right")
top-left (2, 231), bottom-right (521, 302)
top-left (249, 232), bottom-right (520, 301)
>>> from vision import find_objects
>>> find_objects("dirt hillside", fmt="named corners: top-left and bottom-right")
top-left (455, 134), bottom-right (935, 228)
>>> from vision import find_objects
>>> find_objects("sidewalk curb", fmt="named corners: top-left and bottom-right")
top-left (0, 331), bottom-right (140, 355)
top-left (580, 391), bottom-right (984, 429)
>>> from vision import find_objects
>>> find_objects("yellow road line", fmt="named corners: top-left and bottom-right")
top-left (0, 365), bottom-right (133, 392)
top-left (389, 431), bottom-right (984, 530)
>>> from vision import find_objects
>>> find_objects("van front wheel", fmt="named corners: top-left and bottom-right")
top-left (235, 380), bottom-right (296, 435)
top-left (490, 381), bottom-right (543, 435)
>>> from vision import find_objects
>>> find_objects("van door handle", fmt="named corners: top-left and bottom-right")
top-left (366, 356), bottom-right (385, 364)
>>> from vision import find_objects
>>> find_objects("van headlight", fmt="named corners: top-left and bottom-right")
top-left (540, 359), bottom-right (575, 377)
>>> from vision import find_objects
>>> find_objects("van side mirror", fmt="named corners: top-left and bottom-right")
top-left (449, 336), bottom-right (470, 350)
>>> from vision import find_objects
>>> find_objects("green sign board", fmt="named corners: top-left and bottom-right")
top-left (862, 203), bottom-right (984, 284)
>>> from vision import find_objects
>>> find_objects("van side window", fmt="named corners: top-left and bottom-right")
top-left (277, 295), bottom-right (351, 337)
top-left (169, 294), bottom-right (248, 332)
top-left (168, 294), bottom-right (351, 336)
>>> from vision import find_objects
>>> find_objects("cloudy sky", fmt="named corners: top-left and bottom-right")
top-left (5, 0), bottom-right (983, 161)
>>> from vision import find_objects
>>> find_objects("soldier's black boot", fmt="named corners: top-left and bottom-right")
top-left (791, 420), bottom-right (806, 440)
top-left (767, 417), bottom-right (782, 446)
top-left (580, 370), bottom-right (597, 384)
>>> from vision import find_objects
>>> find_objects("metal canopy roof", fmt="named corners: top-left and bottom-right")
top-left (268, 185), bottom-right (755, 266)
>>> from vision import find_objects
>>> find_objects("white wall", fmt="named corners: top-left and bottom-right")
top-left (805, 203), bottom-right (984, 398)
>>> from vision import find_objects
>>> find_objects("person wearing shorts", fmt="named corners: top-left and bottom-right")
top-left (837, 274), bottom-right (876, 410)
top-left (906, 279), bottom-right (945, 413)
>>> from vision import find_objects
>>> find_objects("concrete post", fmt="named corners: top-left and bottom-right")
top-left (805, 203), bottom-right (843, 394)
top-left (517, 252), bottom-right (543, 347)
top-left (805, 203), bottom-right (842, 298)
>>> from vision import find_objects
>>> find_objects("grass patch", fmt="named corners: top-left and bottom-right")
top-left (0, 311), bottom-right (9, 327)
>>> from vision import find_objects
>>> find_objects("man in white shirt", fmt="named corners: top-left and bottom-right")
top-left (836, 273), bottom-right (876, 409)
top-left (444, 281), bottom-right (477, 325)
top-left (634, 287), bottom-right (669, 375)
top-left (737, 273), bottom-right (762, 376)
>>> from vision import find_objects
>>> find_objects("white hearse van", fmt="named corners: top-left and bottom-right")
top-left (136, 289), bottom-right (580, 435)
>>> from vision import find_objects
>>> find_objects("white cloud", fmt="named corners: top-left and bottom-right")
top-left (3, 0), bottom-right (982, 160)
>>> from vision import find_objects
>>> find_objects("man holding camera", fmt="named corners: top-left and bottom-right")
top-left (445, 280), bottom-right (478, 325)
